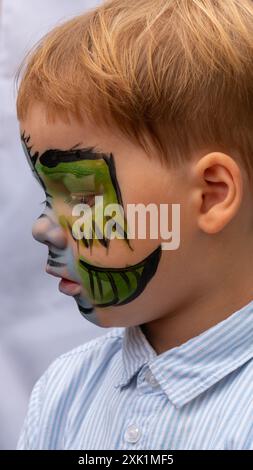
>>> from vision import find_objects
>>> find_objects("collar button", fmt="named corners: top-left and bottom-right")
top-left (145, 369), bottom-right (159, 387)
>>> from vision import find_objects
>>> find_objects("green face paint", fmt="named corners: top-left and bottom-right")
top-left (35, 149), bottom-right (129, 249)
top-left (77, 246), bottom-right (161, 307)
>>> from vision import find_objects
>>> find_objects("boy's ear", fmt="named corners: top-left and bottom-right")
top-left (192, 152), bottom-right (243, 234)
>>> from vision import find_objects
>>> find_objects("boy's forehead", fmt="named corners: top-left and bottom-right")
top-left (19, 109), bottom-right (91, 155)
top-left (18, 101), bottom-right (146, 161)
top-left (19, 102), bottom-right (123, 155)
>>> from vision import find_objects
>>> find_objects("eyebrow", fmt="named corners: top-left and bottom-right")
top-left (21, 129), bottom-right (108, 169)
top-left (39, 146), bottom-right (109, 168)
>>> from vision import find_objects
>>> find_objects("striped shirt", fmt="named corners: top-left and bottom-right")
top-left (17, 300), bottom-right (253, 450)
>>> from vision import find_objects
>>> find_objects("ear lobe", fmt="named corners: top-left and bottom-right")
top-left (195, 153), bottom-right (243, 234)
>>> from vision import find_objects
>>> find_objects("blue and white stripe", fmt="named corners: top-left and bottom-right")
top-left (17, 300), bottom-right (253, 449)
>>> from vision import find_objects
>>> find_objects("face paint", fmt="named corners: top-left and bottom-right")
top-left (77, 245), bottom-right (161, 307)
top-left (21, 131), bottom-right (162, 323)
top-left (35, 147), bottom-right (130, 250)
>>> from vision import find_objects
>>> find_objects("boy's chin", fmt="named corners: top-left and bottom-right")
top-left (95, 308), bottom-right (129, 328)
top-left (76, 302), bottom-right (139, 328)
top-left (73, 293), bottom-right (147, 328)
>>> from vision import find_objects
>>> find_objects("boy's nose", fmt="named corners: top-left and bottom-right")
top-left (32, 215), bottom-right (67, 250)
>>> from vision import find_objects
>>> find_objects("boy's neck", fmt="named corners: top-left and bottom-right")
top-left (141, 276), bottom-right (253, 355)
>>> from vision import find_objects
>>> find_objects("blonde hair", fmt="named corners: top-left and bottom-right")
top-left (16, 0), bottom-right (253, 173)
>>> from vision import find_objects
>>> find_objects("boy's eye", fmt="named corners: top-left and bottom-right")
top-left (40, 198), bottom-right (52, 209)
top-left (64, 193), bottom-right (96, 207)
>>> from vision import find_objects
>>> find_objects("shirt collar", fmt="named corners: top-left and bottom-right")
top-left (115, 299), bottom-right (253, 408)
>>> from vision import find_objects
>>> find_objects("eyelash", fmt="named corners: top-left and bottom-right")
top-left (40, 199), bottom-right (52, 209)
top-left (41, 190), bottom-right (53, 205)
top-left (64, 194), bottom-right (96, 207)
top-left (40, 194), bottom-right (96, 208)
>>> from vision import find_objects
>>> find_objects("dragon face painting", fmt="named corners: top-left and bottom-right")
top-left (21, 131), bottom-right (162, 325)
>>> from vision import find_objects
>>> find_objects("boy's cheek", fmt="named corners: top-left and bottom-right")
top-left (51, 197), bottom-right (161, 265)
top-left (65, 222), bottom-right (160, 269)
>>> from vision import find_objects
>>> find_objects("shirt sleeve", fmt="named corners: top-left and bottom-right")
top-left (16, 371), bottom-right (48, 450)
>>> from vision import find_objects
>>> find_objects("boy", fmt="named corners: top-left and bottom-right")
top-left (16, 0), bottom-right (253, 449)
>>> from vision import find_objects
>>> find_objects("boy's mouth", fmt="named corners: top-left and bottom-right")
top-left (46, 265), bottom-right (82, 296)
top-left (58, 278), bottom-right (81, 296)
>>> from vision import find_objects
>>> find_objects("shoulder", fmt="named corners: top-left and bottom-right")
top-left (53, 326), bottom-right (124, 359)
top-left (44, 326), bottom-right (125, 380)
top-left (226, 358), bottom-right (253, 449)
top-left (16, 327), bottom-right (125, 449)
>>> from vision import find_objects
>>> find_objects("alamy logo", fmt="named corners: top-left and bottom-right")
top-left (71, 196), bottom-right (180, 250)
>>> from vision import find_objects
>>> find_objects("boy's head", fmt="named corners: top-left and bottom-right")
top-left (16, 0), bottom-right (253, 329)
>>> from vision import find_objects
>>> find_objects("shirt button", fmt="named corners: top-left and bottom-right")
top-left (124, 424), bottom-right (141, 443)
top-left (145, 369), bottom-right (159, 387)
